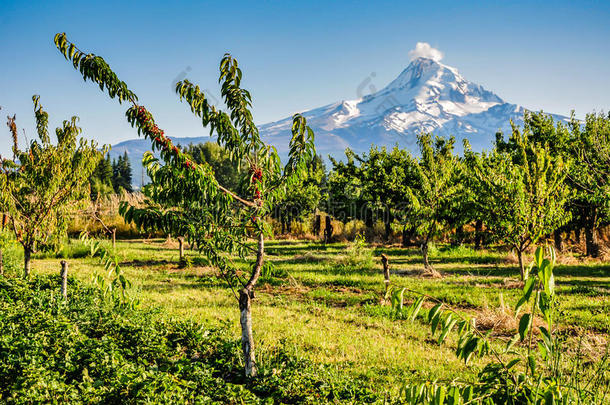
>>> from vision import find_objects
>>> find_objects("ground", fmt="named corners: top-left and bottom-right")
top-left (30, 238), bottom-right (610, 395)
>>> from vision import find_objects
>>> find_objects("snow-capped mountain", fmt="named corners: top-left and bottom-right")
top-left (114, 56), bottom-right (568, 188)
top-left (260, 57), bottom-right (566, 156)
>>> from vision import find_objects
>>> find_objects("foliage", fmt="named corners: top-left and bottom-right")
top-left (0, 96), bottom-right (104, 276)
top-left (0, 275), bottom-right (378, 404)
top-left (568, 111), bottom-right (610, 256)
top-left (0, 231), bottom-right (21, 276)
top-left (90, 153), bottom-right (114, 200)
top-left (273, 154), bottom-right (326, 233)
top-left (327, 146), bottom-right (417, 243)
top-left (180, 141), bottom-right (246, 192)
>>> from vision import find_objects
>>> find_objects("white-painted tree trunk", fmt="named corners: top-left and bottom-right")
top-left (238, 233), bottom-right (264, 377)
top-left (60, 260), bottom-right (68, 300)
top-left (239, 288), bottom-right (256, 377)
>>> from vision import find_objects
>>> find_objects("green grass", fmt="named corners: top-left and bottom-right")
top-left (18, 238), bottom-right (610, 395)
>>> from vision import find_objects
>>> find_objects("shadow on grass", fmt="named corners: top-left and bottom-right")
top-left (121, 259), bottom-right (174, 268)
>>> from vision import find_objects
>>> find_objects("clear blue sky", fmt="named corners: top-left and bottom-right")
top-left (1, 0), bottom-right (609, 155)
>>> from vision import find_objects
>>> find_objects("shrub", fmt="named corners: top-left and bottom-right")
top-left (0, 275), bottom-right (378, 404)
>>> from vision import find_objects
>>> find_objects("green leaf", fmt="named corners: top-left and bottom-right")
top-left (515, 276), bottom-right (535, 314)
top-left (438, 316), bottom-right (457, 344)
top-left (428, 303), bottom-right (442, 322)
top-left (518, 313), bottom-right (531, 341)
top-left (527, 354), bottom-right (536, 375)
top-left (409, 296), bottom-right (425, 322)
top-left (534, 246), bottom-right (544, 268)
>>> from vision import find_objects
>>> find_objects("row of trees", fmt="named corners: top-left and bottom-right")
top-left (2, 31), bottom-right (607, 379)
top-left (324, 112), bottom-right (610, 278)
top-left (172, 111), bottom-right (610, 281)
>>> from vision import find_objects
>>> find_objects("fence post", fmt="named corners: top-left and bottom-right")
top-left (60, 260), bottom-right (68, 300)
top-left (178, 236), bottom-right (184, 263)
top-left (381, 254), bottom-right (390, 294)
top-left (112, 228), bottom-right (116, 250)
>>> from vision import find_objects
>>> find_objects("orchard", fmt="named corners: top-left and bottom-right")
top-left (0, 30), bottom-right (608, 404)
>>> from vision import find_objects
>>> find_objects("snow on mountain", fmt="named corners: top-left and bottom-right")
top-left (260, 56), bottom-right (567, 156)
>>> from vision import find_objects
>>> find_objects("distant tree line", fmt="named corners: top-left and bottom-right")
top-left (90, 151), bottom-right (133, 198)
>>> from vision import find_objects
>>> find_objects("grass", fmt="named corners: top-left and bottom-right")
top-left (16, 237), bottom-right (610, 396)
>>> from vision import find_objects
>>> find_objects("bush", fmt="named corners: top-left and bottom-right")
top-left (0, 275), bottom-right (378, 404)
top-left (0, 231), bottom-right (22, 276)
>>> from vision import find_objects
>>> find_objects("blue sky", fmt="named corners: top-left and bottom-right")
top-left (1, 0), bottom-right (609, 155)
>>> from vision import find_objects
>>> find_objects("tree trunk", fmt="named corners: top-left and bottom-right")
top-left (401, 225), bottom-right (409, 247)
top-left (554, 229), bottom-right (563, 252)
top-left (324, 216), bottom-right (333, 244)
top-left (281, 217), bottom-right (285, 234)
top-left (239, 288), bottom-right (256, 377)
top-left (24, 247), bottom-right (31, 278)
top-left (422, 242), bottom-right (431, 269)
top-left (453, 225), bottom-right (465, 247)
top-left (474, 220), bottom-right (483, 250)
top-left (313, 214), bottom-right (321, 237)
top-left (239, 233), bottom-right (264, 377)
top-left (517, 249), bottom-right (525, 281)
top-left (585, 225), bottom-right (600, 258)
top-left (178, 237), bottom-right (184, 263)
top-left (112, 229), bottom-right (116, 250)
top-left (420, 242), bottom-right (441, 277)
top-left (384, 221), bottom-right (392, 242)
top-left (287, 218), bottom-right (292, 233)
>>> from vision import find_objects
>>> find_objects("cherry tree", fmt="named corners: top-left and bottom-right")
top-left (0, 96), bottom-right (103, 276)
top-left (54, 33), bottom-right (315, 377)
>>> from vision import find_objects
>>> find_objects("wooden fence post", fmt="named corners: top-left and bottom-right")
top-left (60, 260), bottom-right (68, 300)
top-left (112, 228), bottom-right (116, 250)
top-left (381, 254), bottom-right (390, 293)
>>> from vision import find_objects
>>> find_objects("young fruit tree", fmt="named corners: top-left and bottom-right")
top-left (405, 134), bottom-right (461, 276)
top-left (53, 33), bottom-right (315, 377)
top-left (0, 96), bottom-right (104, 277)
top-left (465, 122), bottom-right (570, 280)
top-left (568, 112), bottom-right (610, 257)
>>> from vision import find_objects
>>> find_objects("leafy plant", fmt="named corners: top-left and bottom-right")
top-left (340, 233), bottom-right (373, 270)
top-left (0, 275), bottom-right (378, 404)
